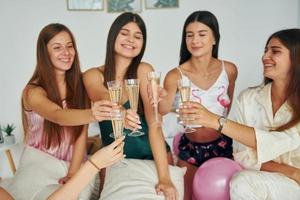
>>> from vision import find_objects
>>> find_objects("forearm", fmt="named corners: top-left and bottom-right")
top-left (68, 129), bottom-right (87, 175)
top-left (51, 109), bottom-right (95, 126)
top-left (205, 113), bottom-right (257, 149)
top-left (48, 160), bottom-right (99, 200)
top-left (158, 100), bottom-right (172, 115)
top-left (261, 161), bottom-right (298, 181)
top-left (148, 125), bottom-right (171, 181)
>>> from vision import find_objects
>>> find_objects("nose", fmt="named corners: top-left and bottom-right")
top-left (191, 35), bottom-right (200, 44)
top-left (62, 46), bottom-right (70, 55)
top-left (127, 35), bottom-right (134, 43)
top-left (262, 50), bottom-right (270, 61)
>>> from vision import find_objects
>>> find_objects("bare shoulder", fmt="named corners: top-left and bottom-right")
top-left (138, 62), bottom-right (154, 74)
top-left (22, 84), bottom-right (46, 109)
top-left (165, 66), bottom-right (181, 82)
top-left (223, 60), bottom-right (238, 80)
top-left (23, 84), bottom-right (46, 99)
top-left (83, 66), bottom-right (104, 83)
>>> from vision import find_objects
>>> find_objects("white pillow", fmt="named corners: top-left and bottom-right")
top-left (6, 146), bottom-right (94, 200)
top-left (88, 122), bottom-right (101, 137)
top-left (162, 112), bottom-right (184, 138)
top-left (100, 159), bottom-right (185, 200)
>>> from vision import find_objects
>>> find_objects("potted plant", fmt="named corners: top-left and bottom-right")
top-left (2, 123), bottom-right (16, 145)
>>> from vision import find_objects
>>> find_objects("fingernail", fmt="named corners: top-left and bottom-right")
top-left (138, 125), bottom-right (142, 129)
top-left (124, 154), bottom-right (126, 158)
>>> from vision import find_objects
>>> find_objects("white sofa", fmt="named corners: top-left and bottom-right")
top-left (0, 113), bottom-right (185, 200)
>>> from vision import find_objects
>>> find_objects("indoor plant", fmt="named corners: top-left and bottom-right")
top-left (2, 123), bottom-right (16, 145)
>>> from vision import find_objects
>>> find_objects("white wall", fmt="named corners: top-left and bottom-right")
top-left (0, 0), bottom-right (298, 178)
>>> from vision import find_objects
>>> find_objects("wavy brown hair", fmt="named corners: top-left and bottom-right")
top-left (22, 23), bottom-right (89, 148)
top-left (264, 29), bottom-right (300, 131)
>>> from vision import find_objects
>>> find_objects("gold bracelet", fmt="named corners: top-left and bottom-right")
top-left (88, 158), bottom-right (101, 171)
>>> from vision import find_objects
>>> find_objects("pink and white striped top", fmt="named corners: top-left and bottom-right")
top-left (25, 101), bottom-right (73, 162)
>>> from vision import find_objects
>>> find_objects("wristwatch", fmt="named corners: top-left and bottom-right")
top-left (217, 116), bottom-right (227, 133)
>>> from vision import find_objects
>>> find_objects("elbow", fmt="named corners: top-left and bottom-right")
top-left (50, 110), bottom-right (69, 126)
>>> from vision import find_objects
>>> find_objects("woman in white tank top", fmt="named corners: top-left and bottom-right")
top-left (157, 11), bottom-right (238, 200)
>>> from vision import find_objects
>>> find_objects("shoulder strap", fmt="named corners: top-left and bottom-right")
top-left (177, 67), bottom-right (184, 78)
top-left (221, 60), bottom-right (225, 70)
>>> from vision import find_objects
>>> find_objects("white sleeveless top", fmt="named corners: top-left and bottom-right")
top-left (174, 60), bottom-right (230, 117)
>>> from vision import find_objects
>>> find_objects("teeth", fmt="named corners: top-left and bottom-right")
top-left (264, 64), bottom-right (273, 67)
top-left (122, 44), bottom-right (134, 49)
top-left (60, 59), bottom-right (71, 62)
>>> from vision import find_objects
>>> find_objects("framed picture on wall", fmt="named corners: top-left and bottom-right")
top-left (107, 0), bottom-right (142, 13)
top-left (67, 0), bottom-right (104, 11)
top-left (145, 0), bottom-right (178, 9)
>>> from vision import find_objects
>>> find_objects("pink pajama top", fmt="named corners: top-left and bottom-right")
top-left (25, 101), bottom-right (73, 162)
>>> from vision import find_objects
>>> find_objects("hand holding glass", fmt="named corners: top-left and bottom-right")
top-left (125, 79), bottom-right (144, 136)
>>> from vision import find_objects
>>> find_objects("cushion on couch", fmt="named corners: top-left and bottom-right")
top-left (100, 158), bottom-right (185, 200)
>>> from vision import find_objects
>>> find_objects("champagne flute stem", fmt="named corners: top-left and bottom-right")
top-left (153, 104), bottom-right (159, 122)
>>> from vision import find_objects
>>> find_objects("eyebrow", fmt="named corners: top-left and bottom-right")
top-left (265, 46), bottom-right (282, 50)
top-left (186, 30), bottom-right (208, 34)
top-left (270, 46), bottom-right (282, 49)
top-left (50, 41), bottom-right (73, 46)
top-left (121, 28), bottom-right (143, 35)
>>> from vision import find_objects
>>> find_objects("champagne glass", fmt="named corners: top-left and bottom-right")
top-left (147, 71), bottom-right (161, 124)
top-left (107, 80), bottom-right (123, 138)
top-left (125, 79), bottom-right (144, 137)
top-left (177, 78), bottom-right (196, 133)
top-left (107, 80), bottom-right (122, 106)
top-left (111, 107), bottom-right (127, 167)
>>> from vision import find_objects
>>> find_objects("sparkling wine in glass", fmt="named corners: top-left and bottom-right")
top-left (111, 107), bottom-right (127, 167)
top-left (147, 71), bottom-right (161, 124)
top-left (107, 80), bottom-right (123, 138)
top-left (107, 80), bottom-right (122, 106)
top-left (125, 79), bottom-right (144, 137)
top-left (178, 79), bottom-right (196, 133)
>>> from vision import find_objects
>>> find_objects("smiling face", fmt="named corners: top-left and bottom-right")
top-left (47, 31), bottom-right (75, 74)
top-left (262, 37), bottom-right (292, 82)
top-left (185, 21), bottom-right (215, 58)
top-left (114, 22), bottom-right (144, 59)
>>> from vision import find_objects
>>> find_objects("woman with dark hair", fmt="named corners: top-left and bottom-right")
top-left (83, 12), bottom-right (178, 199)
top-left (180, 29), bottom-right (300, 199)
top-left (4, 23), bottom-right (129, 200)
top-left (156, 10), bottom-right (237, 200)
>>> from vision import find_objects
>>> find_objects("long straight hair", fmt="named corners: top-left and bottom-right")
top-left (103, 12), bottom-right (147, 114)
top-left (22, 23), bottom-right (89, 148)
top-left (179, 10), bottom-right (220, 65)
top-left (264, 29), bottom-right (300, 131)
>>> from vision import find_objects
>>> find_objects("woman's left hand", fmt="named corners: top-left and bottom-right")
top-left (124, 109), bottom-right (142, 131)
top-left (155, 181), bottom-right (178, 200)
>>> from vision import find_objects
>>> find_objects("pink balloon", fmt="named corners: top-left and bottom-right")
top-left (172, 132), bottom-right (183, 156)
top-left (193, 157), bottom-right (243, 200)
